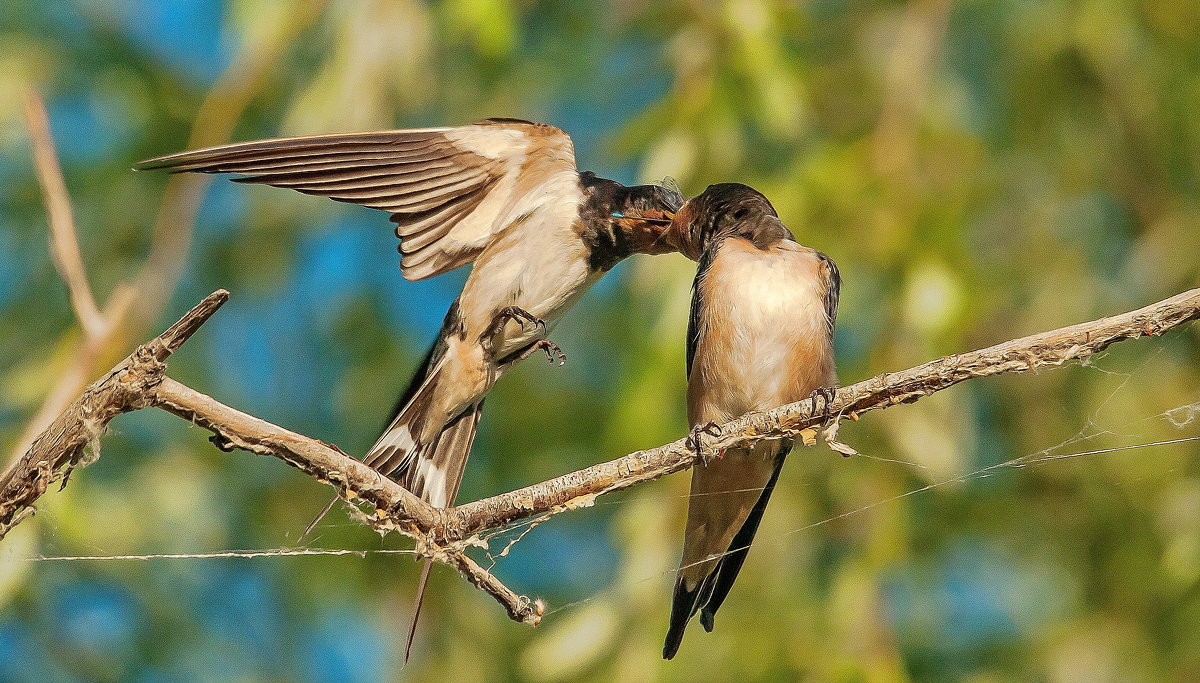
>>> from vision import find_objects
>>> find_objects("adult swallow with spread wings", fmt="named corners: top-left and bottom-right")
top-left (138, 118), bottom-right (683, 656)
top-left (661, 183), bottom-right (840, 659)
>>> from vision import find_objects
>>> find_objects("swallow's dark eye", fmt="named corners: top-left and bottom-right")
top-left (732, 208), bottom-right (749, 220)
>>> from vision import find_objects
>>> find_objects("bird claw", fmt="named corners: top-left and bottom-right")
top-left (687, 422), bottom-right (723, 465)
top-left (491, 305), bottom-right (547, 337)
top-left (516, 338), bottom-right (567, 366)
top-left (807, 385), bottom-right (838, 426)
top-left (486, 306), bottom-right (558, 361)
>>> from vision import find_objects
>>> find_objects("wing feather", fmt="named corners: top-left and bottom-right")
top-left (262, 161), bottom-right (464, 190)
top-left (284, 168), bottom-right (485, 205)
top-left (816, 250), bottom-right (841, 338)
top-left (137, 119), bottom-right (578, 280)
top-left (399, 191), bottom-right (490, 253)
top-left (391, 187), bottom-right (489, 241)
top-left (686, 243), bottom-right (720, 377)
top-left (216, 149), bottom-right (464, 176)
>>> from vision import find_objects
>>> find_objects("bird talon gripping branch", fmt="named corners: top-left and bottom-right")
top-left (807, 385), bottom-right (838, 426)
top-left (686, 422), bottom-right (723, 465)
top-left (490, 305), bottom-right (548, 339)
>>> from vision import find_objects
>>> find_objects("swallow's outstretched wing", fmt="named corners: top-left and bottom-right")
top-left (137, 118), bottom-right (578, 281)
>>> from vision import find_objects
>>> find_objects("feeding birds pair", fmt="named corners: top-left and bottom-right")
top-left (138, 118), bottom-right (839, 660)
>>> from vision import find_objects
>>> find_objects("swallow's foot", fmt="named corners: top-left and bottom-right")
top-left (514, 338), bottom-right (567, 366)
top-left (687, 421), bottom-right (723, 465)
top-left (490, 305), bottom-right (547, 338)
top-left (807, 385), bottom-right (838, 426)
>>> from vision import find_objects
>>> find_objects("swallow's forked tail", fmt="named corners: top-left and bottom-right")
top-left (298, 343), bottom-right (481, 663)
top-left (299, 347), bottom-right (444, 539)
top-left (663, 447), bottom-right (788, 659)
top-left (400, 403), bottom-right (483, 664)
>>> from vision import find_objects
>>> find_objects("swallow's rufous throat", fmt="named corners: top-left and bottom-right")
top-left (661, 183), bottom-right (840, 659)
top-left (137, 118), bottom-right (684, 658)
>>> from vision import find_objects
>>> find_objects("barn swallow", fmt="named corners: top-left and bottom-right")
top-left (137, 118), bottom-right (683, 658)
top-left (661, 183), bottom-right (840, 659)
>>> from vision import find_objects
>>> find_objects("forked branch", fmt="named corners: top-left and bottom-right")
top-left (4, 287), bottom-right (1197, 626)
top-left (0, 292), bottom-right (230, 539)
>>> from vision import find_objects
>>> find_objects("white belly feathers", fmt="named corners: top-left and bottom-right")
top-left (457, 184), bottom-right (593, 359)
top-left (693, 238), bottom-right (831, 418)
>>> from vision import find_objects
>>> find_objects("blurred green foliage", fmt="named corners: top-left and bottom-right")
top-left (2, 0), bottom-right (1199, 680)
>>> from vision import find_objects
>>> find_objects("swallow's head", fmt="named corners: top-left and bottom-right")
top-left (669, 183), bottom-right (785, 260)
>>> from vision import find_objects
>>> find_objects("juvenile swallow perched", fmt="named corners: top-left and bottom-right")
top-left (662, 183), bottom-right (839, 660)
top-left (137, 118), bottom-right (683, 655)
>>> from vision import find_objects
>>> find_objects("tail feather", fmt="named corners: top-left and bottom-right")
top-left (300, 328), bottom-right (484, 661)
top-left (364, 357), bottom-right (447, 481)
top-left (663, 580), bottom-right (703, 659)
top-left (400, 403), bottom-right (483, 664)
top-left (300, 340), bottom-right (442, 540)
top-left (405, 560), bottom-right (434, 664)
top-left (300, 497), bottom-right (339, 540)
top-left (663, 447), bottom-right (788, 658)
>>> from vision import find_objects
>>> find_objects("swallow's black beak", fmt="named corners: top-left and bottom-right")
top-left (647, 207), bottom-right (676, 225)
top-left (611, 210), bottom-right (674, 225)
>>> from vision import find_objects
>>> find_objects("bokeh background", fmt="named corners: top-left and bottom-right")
top-left (2, 0), bottom-right (1200, 680)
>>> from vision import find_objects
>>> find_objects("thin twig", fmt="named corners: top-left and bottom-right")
top-left (23, 89), bottom-right (103, 336)
top-left (445, 551), bottom-right (543, 625)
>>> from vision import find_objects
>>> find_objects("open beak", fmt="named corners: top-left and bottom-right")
top-left (649, 210), bottom-right (683, 251)
top-left (643, 209), bottom-right (675, 225)
top-left (611, 210), bottom-right (674, 225)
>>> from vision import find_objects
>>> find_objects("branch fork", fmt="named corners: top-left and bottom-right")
top-left (5, 286), bottom-right (1199, 625)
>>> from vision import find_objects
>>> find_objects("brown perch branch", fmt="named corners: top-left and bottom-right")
top-left (443, 288), bottom-right (1200, 541)
top-left (2, 288), bottom-right (1197, 626)
top-left (6, 5), bottom-right (326, 469)
top-left (0, 291), bottom-right (230, 539)
top-left (0, 291), bottom-right (532, 622)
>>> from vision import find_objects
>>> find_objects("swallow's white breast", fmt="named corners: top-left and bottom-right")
top-left (457, 176), bottom-right (592, 358)
top-left (691, 238), bottom-right (834, 422)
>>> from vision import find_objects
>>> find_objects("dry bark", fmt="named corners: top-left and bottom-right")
top-left (4, 287), bottom-right (1197, 624)
top-left (0, 292), bottom-right (229, 539)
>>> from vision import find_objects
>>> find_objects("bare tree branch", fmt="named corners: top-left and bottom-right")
top-left (4, 285), bottom-right (1196, 625)
top-left (443, 287), bottom-right (1200, 540)
top-left (446, 551), bottom-right (543, 625)
top-left (151, 377), bottom-right (435, 534)
top-left (0, 291), bottom-right (229, 539)
top-left (0, 289), bottom-right (538, 620)
top-left (150, 377), bottom-right (537, 622)
top-left (7, 102), bottom-right (1200, 625)
top-left (6, 5), bottom-right (327, 468)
